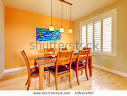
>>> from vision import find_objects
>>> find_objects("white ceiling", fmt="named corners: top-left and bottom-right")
top-left (2, 0), bottom-right (119, 20)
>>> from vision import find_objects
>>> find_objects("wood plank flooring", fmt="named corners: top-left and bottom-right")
top-left (92, 68), bottom-right (127, 90)
top-left (0, 67), bottom-right (127, 90)
top-left (0, 69), bottom-right (91, 90)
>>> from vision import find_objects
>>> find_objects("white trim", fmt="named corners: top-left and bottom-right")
top-left (3, 65), bottom-right (34, 74)
top-left (80, 8), bottom-right (117, 56)
top-left (0, 72), bottom-right (4, 78)
top-left (4, 67), bottom-right (26, 74)
top-left (80, 8), bottom-right (117, 25)
top-left (93, 64), bottom-right (127, 78)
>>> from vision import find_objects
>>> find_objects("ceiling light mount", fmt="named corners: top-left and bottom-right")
top-left (60, 1), bottom-right (64, 32)
top-left (49, 0), bottom-right (54, 31)
top-left (69, 5), bottom-right (72, 33)
top-left (59, 0), bottom-right (73, 33)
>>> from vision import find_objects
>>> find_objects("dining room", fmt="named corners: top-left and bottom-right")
top-left (0, 0), bottom-right (127, 92)
top-left (0, 0), bottom-right (93, 90)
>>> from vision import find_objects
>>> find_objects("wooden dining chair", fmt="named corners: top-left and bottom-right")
top-left (59, 48), bottom-right (68, 52)
top-left (49, 51), bottom-right (73, 90)
top-left (81, 47), bottom-right (91, 75)
top-left (21, 50), bottom-right (49, 90)
top-left (44, 48), bottom-right (56, 57)
top-left (71, 50), bottom-right (89, 85)
top-left (83, 47), bottom-right (91, 51)
top-left (44, 48), bottom-right (56, 67)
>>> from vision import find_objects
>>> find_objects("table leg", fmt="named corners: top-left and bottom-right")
top-left (34, 61), bottom-right (38, 70)
top-left (39, 65), bottom-right (44, 90)
top-left (89, 56), bottom-right (92, 76)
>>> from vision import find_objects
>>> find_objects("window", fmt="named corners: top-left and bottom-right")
top-left (81, 25), bottom-right (86, 48)
top-left (87, 23), bottom-right (93, 50)
top-left (103, 17), bottom-right (112, 53)
top-left (81, 9), bottom-right (117, 55)
top-left (94, 20), bottom-right (101, 51)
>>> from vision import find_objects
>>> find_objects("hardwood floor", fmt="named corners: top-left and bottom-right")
top-left (0, 67), bottom-right (127, 90)
top-left (0, 69), bottom-right (92, 90)
top-left (92, 68), bottom-right (127, 90)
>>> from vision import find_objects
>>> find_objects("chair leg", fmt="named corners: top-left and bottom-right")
top-left (27, 78), bottom-right (31, 90)
top-left (25, 78), bottom-right (28, 86)
top-left (76, 71), bottom-right (80, 85)
top-left (69, 73), bottom-right (72, 88)
top-left (85, 67), bottom-right (89, 80)
top-left (44, 74), bottom-right (46, 80)
top-left (55, 77), bottom-right (58, 90)
top-left (81, 71), bottom-right (83, 75)
top-left (48, 72), bottom-right (50, 87)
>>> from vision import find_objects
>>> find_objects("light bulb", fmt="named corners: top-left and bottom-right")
top-left (69, 28), bottom-right (72, 33)
top-left (49, 25), bottom-right (54, 31)
top-left (60, 27), bottom-right (64, 32)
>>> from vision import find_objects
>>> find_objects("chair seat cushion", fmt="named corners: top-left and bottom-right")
top-left (49, 65), bottom-right (69, 75)
top-left (71, 64), bottom-right (85, 69)
top-left (30, 67), bottom-right (49, 76)
top-left (80, 60), bottom-right (86, 64)
top-left (71, 60), bottom-right (86, 65)
top-left (47, 65), bottom-right (56, 69)
top-left (71, 61), bottom-right (86, 70)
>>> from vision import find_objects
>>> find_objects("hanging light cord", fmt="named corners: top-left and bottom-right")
top-left (70, 5), bottom-right (71, 29)
top-left (61, 2), bottom-right (63, 27)
top-left (51, 0), bottom-right (52, 26)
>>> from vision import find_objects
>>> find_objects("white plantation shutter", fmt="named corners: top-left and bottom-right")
top-left (103, 17), bottom-right (112, 53)
top-left (87, 23), bottom-right (93, 50)
top-left (94, 20), bottom-right (101, 51)
top-left (81, 25), bottom-right (86, 47)
top-left (81, 10), bottom-right (115, 55)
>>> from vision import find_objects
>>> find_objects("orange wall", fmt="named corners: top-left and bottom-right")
top-left (5, 7), bottom-right (74, 69)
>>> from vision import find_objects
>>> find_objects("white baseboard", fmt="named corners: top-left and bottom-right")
top-left (0, 72), bottom-right (4, 79)
top-left (4, 67), bottom-right (26, 74)
top-left (93, 64), bottom-right (127, 77)
top-left (3, 65), bottom-right (34, 74)
top-left (3, 64), bottom-right (127, 78)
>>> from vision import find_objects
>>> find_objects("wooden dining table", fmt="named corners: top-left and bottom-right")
top-left (34, 52), bottom-right (92, 90)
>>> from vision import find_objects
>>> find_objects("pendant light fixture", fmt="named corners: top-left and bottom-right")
top-left (49, 0), bottom-right (54, 31)
top-left (60, 1), bottom-right (64, 32)
top-left (69, 5), bottom-right (72, 33)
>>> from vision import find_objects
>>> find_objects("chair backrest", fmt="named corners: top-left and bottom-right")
top-left (21, 50), bottom-right (31, 76)
top-left (80, 49), bottom-right (90, 56)
top-left (82, 47), bottom-right (91, 56)
top-left (44, 48), bottom-right (55, 56)
top-left (59, 48), bottom-right (68, 52)
top-left (76, 50), bottom-right (90, 66)
top-left (55, 51), bottom-right (73, 75)
top-left (83, 47), bottom-right (91, 51)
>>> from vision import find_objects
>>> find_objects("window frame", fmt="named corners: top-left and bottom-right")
top-left (80, 8), bottom-right (117, 56)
